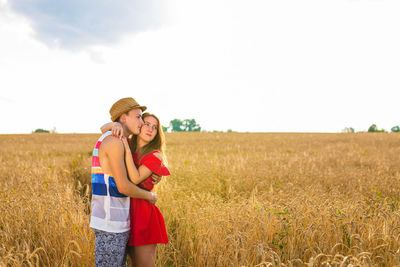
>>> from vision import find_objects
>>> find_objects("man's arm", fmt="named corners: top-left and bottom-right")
top-left (102, 137), bottom-right (156, 203)
top-left (100, 122), bottom-right (124, 139)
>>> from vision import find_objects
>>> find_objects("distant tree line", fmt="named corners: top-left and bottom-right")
top-left (164, 119), bottom-right (201, 132)
top-left (343, 124), bottom-right (400, 133)
top-left (391, 126), bottom-right (400, 132)
top-left (32, 127), bottom-right (57, 133)
top-left (368, 124), bottom-right (386, 133)
top-left (33, 128), bottom-right (50, 133)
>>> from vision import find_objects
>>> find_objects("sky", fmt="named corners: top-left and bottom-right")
top-left (0, 0), bottom-right (399, 133)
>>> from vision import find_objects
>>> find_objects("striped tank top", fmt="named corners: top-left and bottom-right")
top-left (89, 131), bottom-right (130, 233)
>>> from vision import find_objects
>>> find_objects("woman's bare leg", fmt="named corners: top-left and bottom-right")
top-left (134, 244), bottom-right (157, 267)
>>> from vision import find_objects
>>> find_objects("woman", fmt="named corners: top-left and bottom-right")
top-left (102, 112), bottom-right (170, 267)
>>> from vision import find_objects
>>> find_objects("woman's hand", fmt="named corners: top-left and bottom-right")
top-left (111, 122), bottom-right (124, 139)
top-left (151, 174), bottom-right (162, 184)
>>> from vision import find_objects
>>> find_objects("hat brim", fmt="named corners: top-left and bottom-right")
top-left (138, 105), bottom-right (147, 112)
top-left (111, 105), bottom-right (147, 121)
top-left (125, 104), bottom-right (147, 113)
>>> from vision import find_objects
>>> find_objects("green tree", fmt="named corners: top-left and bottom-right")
top-left (183, 119), bottom-right (201, 132)
top-left (368, 124), bottom-right (377, 132)
top-left (170, 119), bottom-right (184, 132)
top-left (162, 126), bottom-right (169, 132)
top-left (33, 128), bottom-right (50, 133)
top-left (391, 126), bottom-right (400, 132)
top-left (342, 127), bottom-right (354, 133)
top-left (368, 124), bottom-right (386, 133)
top-left (169, 119), bottom-right (201, 132)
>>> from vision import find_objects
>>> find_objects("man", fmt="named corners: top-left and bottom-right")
top-left (90, 97), bottom-right (160, 267)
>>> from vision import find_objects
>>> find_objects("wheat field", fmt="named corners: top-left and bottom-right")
top-left (1, 132), bottom-right (400, 266)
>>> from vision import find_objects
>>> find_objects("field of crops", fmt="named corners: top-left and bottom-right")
top-left (1, 132), bottom-right (400, 266)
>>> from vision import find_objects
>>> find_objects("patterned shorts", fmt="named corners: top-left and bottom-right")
top-left (94, 229), bottom-right (131, 267)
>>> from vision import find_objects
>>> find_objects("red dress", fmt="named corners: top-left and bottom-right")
top-left (127, 151), bottom-right (171, 246)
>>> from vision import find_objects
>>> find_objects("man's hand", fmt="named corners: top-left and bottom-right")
top-left (150, 192), bottom-right (157, 204)
top-left (151, 173), bottom-right (162, 184)
top-left (111, 122), bottom-right (124, 139)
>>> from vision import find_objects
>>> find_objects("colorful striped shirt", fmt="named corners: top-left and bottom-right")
top-left (89, 131), bottom-right (130, 233)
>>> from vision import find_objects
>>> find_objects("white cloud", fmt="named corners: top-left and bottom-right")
top-left (8, 0), bottom-right (164, 49)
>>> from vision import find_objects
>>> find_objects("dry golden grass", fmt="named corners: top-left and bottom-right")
top-left (1, 132), bottom-right (400, 266)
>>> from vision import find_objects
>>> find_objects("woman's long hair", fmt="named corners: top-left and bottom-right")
top-left (129, 112), bottom-right (167, 164)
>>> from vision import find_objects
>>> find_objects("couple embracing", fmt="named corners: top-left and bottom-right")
top-left (90, 97), bottom-right (170, 267)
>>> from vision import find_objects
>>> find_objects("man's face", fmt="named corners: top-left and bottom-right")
top-left (124, 109), bottom-right (144, 135)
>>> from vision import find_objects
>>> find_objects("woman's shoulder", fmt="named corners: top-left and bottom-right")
top-left (140, 151), bottom-right (170, 176)
top-left (141, 150), bottom-right (161, 160)
top-left (139, 151), bottom-right (163, 164)
top-left (151, 151), bottom-right (162, 161)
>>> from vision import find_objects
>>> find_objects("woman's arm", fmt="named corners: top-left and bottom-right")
top-left (101, 122), bottom-right (124, 139)
top-left (122, 137), bottom-right (153, 184)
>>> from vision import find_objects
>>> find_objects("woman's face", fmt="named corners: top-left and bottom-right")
top-left (139, 116), bottom-right (158, 143)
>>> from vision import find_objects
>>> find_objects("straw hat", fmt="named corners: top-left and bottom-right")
top-left (110, 97), bottom-right (147, 122)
